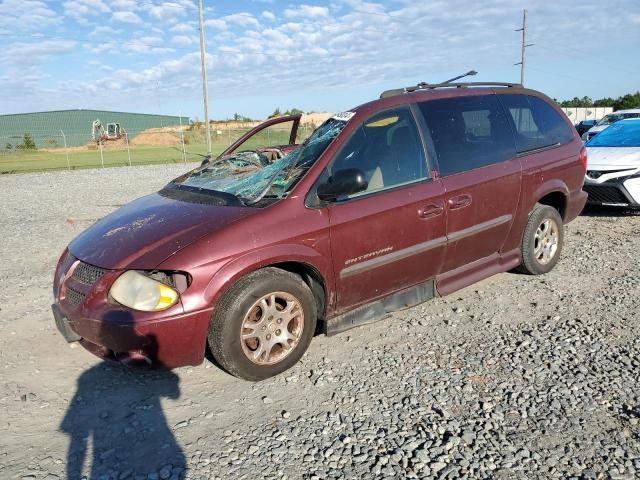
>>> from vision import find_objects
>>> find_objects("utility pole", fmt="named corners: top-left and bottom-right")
top-left (198, 0), bottom-right (212, 156)
top-left (515, 9), bottom-right (534, 86)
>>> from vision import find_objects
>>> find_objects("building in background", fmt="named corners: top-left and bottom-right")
top-left (561, 107), bottom-right (613, 124)
top-left (0, 109), bottom-right (189, 148)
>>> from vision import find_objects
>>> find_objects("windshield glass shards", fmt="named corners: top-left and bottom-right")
top-left (170, 117), bottom-right (350, 205)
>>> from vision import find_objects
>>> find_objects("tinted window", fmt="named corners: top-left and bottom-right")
top-left (418, 95), bottom-right (516, 176)
top-left (500, 94), bottom-right (574, 153)
top-left (328, 107), bottom-right (427, 196)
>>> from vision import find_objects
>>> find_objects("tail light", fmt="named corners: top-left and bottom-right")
top-left (579, 146), bottom-right (587, 171)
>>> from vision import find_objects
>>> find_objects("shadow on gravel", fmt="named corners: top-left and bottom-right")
top-left (580, 205), bottom-right (640, 217)
top-left (60, 322), bottom-right (186, 480)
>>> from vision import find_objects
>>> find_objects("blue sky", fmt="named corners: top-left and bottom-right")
top-left (1, 0), bottom-right (639, 120)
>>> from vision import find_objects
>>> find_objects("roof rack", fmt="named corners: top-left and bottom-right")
top-left (380, 82), bottom-right (522, 99)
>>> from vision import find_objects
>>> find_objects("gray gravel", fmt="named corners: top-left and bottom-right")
top-left (1, 164), bottom-right (639, 480)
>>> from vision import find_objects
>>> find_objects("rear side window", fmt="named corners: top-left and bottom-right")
top-left (418, 95), bottom-right (516, 176)
top-left (499, 94), bottom-right (574, 153)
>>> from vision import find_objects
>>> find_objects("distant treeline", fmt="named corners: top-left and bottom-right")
top-left (556, 92), bottom-right (640, 110)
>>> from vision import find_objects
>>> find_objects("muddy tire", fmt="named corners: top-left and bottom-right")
top-left (518, 204), bottom-right (564, 275)
top-left (208, 268), bottom-right (317, 381)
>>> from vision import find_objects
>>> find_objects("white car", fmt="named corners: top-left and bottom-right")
top-left (582, 109), bottom-right (640, 141)
top-left (584, 118), bottom-right (640, 208)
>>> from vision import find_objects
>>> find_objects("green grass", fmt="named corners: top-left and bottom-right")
top-left (0, 124), bottom-right (311, 174)
top-left (0, 144), bottom-right (227, 174)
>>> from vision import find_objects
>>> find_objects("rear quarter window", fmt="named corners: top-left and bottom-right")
top-left (499, 94), bottom-right (574, 153)
top-left (417, 95), bottom-right (516, 176)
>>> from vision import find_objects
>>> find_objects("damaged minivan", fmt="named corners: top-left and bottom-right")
top-left (53, 82), bottom-right (587, 380)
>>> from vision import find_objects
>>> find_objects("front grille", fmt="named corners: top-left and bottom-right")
top-left (72, 262), bottom-right (107, 285)
top-left (583, 184), bottom-right (629, 205)
top-left (65, 286), bottom-right (86, 306)
top-left (62, 261), bottom-right (110, 308)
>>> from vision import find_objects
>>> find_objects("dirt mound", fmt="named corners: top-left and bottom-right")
top-left (131, 128), bottom-right (181, 146)
top-left (301, 112), bottom-right (332, 126)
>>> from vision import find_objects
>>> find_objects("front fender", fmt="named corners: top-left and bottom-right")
top-left (203, 242), bottom-right (335, 316)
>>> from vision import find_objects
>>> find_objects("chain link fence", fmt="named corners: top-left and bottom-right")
top-left (0, 120), bottom-right (318, 174)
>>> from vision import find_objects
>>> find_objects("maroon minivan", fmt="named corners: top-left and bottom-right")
top-left (53, 82), bottom-right (588, 380)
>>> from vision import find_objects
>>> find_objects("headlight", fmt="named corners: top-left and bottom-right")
top-left (110, 270), bottom-right (179, 311)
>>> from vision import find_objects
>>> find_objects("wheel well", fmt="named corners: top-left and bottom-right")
top-left (538, 191), bottom-right (567, 219)
top-left (272, 262), bottom-right (327, 321)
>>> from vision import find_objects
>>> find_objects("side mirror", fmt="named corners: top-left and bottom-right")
top-left (200, 154), bottom-right (211, 167)
top-left (317, 168), bottom-right (368, 202)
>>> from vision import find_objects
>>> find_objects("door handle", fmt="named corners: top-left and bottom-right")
top-left (418, 203), bottom-right (444, 219)
top-left (448, 194), bottom-right (472, 210)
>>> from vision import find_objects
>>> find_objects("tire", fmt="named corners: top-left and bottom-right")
top-left (517, 204), bottom-right (564, 275)
top-left (208, 267), bottom-right (317, 381)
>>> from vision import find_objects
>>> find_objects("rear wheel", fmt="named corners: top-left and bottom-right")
top-left (518, 204), bottom-right (564, 275)
top-left (208, 268), bottom-right (317, 381)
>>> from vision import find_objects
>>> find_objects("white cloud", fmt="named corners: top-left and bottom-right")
top-left (284, 5), bottom-right (330, 19)
top-left (2, 0), bottom-right (639, 118)
top-left (147, 2), bottom-right (188, 21)
top-left (204, 18), bottom-right (227, 30)
top-left (224, 13), bottom-right (260, 28)
top-left (172, 35), bottom-right (194, 47)
top-left (90, 26), bottom-right (121, 36)
top-left (2, 39), bottom-right (77, 65)
top-left (170, 23), bottom-right (196, 33)
top-left (112, 10), bottom-right (142, 24)
top-left (111, 0), bottom-right (137, 9)
top-left (0, 0), bottom-right (60, 30)
top-left (63, 0), bottom-right (110, 22)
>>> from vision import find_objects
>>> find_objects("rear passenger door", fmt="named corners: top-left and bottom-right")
top-left (417, 94), bottom-right (521, 273)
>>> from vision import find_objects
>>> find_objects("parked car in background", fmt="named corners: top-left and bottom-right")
top-left (52, 82), bottom-right (587, 380)
top-left (583, 118), bottom-right (640, 208)
top-left (582, 109), bottom-right (640, 141)
top-left (575, 119), bottom-right (597, 137)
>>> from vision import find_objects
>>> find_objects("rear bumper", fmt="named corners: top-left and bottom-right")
top-left (53, 303), bottom-right (212, 368)
top-left (565, 189), bottom-right (588, 223)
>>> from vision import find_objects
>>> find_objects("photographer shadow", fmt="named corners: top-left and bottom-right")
top-left (60, 315), bottom-right (186, 480)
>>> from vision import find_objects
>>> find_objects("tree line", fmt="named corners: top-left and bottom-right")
top-left (556, 91), bottom-right (640, 110)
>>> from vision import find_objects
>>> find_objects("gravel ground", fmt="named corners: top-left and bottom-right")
top-left (1, 164), bottom-right (639, 480)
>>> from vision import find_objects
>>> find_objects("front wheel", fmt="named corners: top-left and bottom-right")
top-left (208, 268), bottom-right (317, 381)
top-left (517, 204), bottom-right (564, 275)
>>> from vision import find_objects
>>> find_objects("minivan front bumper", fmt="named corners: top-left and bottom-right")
top-left (52, 300), bottom-right (212, 368)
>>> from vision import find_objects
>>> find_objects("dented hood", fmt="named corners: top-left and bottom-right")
top-left (68, 192), bottom-right (253, 270)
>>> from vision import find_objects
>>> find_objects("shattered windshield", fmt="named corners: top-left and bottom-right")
top-left (170, 117), bottom-right (350, 205)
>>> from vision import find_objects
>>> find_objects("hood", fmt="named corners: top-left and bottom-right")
top-left (586, 146), bottom-right (640, 169)
top-left (69, 191), bottom-right (254, 269)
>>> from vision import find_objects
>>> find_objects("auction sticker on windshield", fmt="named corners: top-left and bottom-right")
top-left (331, 111), bottom-right (356, 122)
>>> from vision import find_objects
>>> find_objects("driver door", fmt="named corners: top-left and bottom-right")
top-left (217, 114), bottom-right (302, 160)
top-left (323, 106), bottom-right (447, 312)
